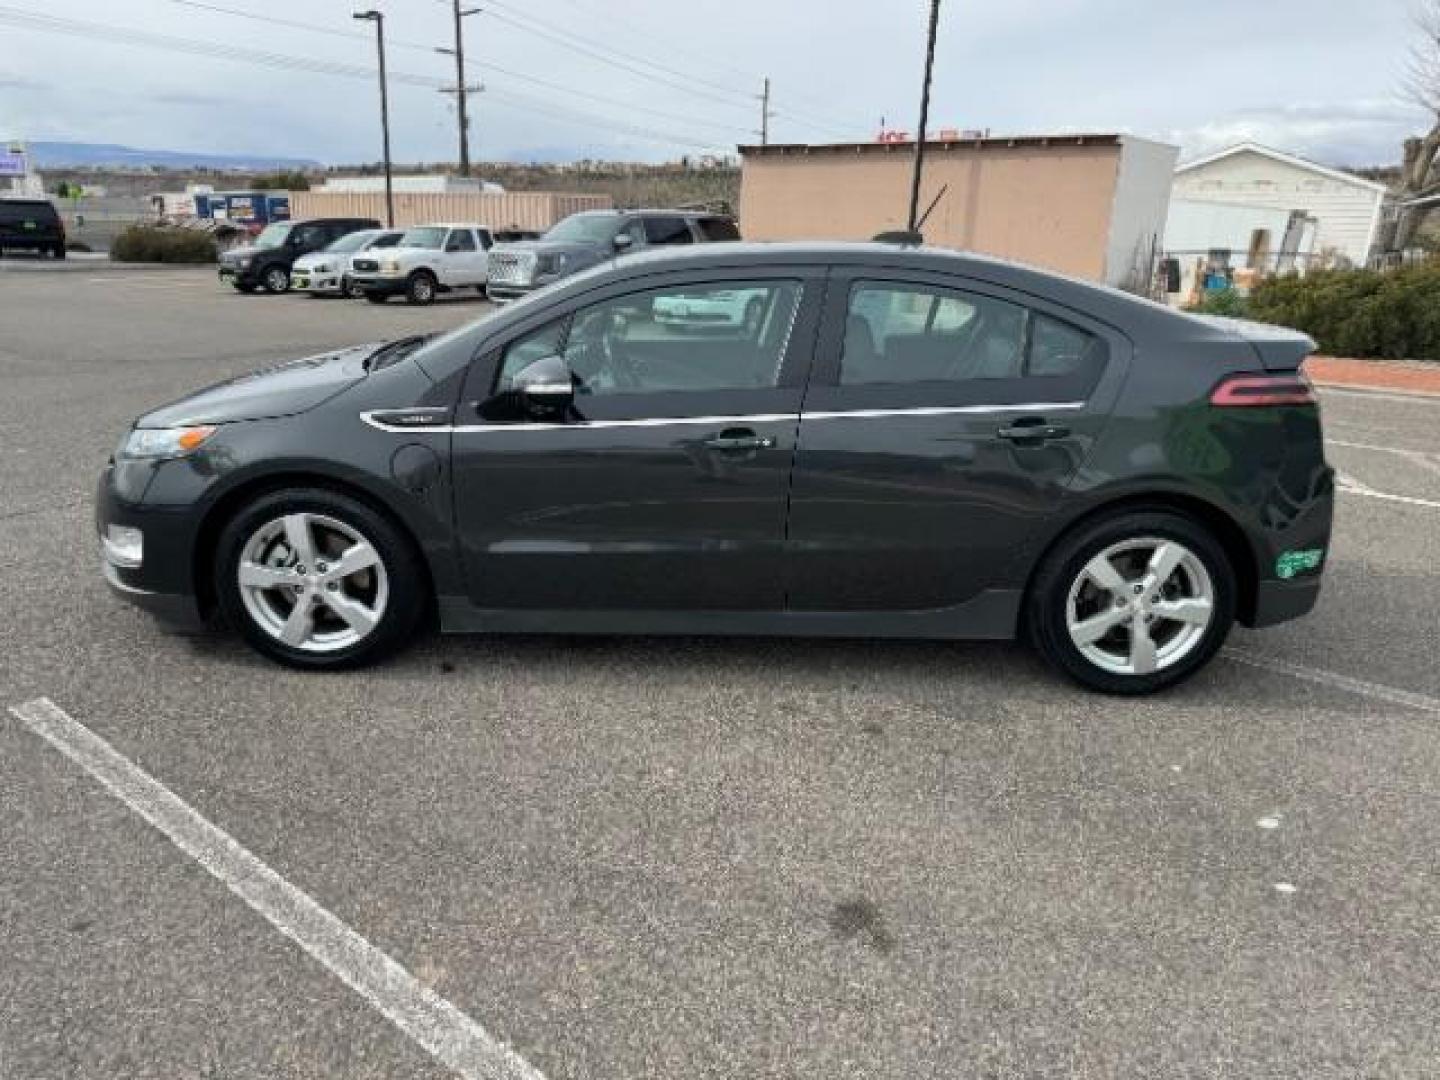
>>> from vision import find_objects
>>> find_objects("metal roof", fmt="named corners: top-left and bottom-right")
top-left (739, 134), bottom-right (1126, 156)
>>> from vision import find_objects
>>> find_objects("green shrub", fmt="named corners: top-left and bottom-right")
top-left (110, 225), bottom-right (217, 264)
top-left (1186, 288), bottom-right (1249, 317)
top-left (1243, 261), bottom-right (1440, 362)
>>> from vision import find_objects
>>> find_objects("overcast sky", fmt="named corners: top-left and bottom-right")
top-left (0, 0), bottom-right (1431, 168)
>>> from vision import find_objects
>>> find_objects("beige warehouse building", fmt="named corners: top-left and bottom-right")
top-left (738, 134), bottom-right (1178, 289)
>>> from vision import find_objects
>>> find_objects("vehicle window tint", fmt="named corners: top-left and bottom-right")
top-left (446, 229), bottom-right (477, 252)
top-left (292, 225), bottom-right (325, 249)
top-left (643, 216), bottom-right (694, 245)
top-left (1028, 312), bottom-right (1102, 378)
top-left (560, 281), bottom-right (800, 395)
top-left (696, 217), bottom-right (741, 241)
top-left (495, 319), bottom-right (567, 392)
top-left (842, 283), bottom-right (1025, 384)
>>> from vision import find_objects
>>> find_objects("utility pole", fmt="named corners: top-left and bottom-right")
top-left (758, 77), bottom-right (773, 145)
top-left (439, 3), bottom-right (483, 176)
top-left (906, 0), bottom-right (942, 233)
top-left (353, 10), bottom-right (394, 226)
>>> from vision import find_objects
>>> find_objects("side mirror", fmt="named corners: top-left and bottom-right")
top-left (512, 354), bottom-right (574, 412)
top-left (612, 233), bottom-right (634, 253)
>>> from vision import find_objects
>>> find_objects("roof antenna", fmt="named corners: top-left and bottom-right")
top-left (872, 185), bottom-right (947, 246)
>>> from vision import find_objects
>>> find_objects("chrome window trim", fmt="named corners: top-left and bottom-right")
top-left (359, 402), bottom-right (1085, 434)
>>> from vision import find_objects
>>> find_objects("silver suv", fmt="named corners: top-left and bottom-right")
top-left (486, 209), bottom-right (739, 302)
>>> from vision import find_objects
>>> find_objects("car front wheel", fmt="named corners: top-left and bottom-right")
top-left (214, 488), bottom-right (427, 669)
top-left (262, 265), bottom-right (290, 293)
top-left (405, 270), bottom-right (437, 305)
top-left (1027, 510), bottom-right (1235, 695)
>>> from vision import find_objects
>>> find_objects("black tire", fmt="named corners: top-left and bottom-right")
top-left (53, 244), bottom-right (67, 260)
top-left (213, 487), bottom-right (429, 670)
top-left (1026, 510), bottom-right (1236, 695)
top-left (364, 291), bottom-right (388, 304)
top-left (262, 264), bottom-right (290, 293)
top-left (234, 282), bottom-right (257, 294)
top-left (405, 270), bottom-right (437, 305)
top-left (340, 275), bottom-right (358, 299)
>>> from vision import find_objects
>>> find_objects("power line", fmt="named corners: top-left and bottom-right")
top-left (0, 4), bottom-right (731, 153)
top-left (522, 0), bottom-right (861, 134)
top-left (156, 0), bottom-right (753, 139)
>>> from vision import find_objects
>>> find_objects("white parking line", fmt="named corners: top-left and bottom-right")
top-left (7, 697), bottom-right (546, 1080)
top-left (1328, 438), bottom-right (1440, 477)
top-left (1335, 471), bottom-right (1440, 511)
top-left (1222, 650), bottom-right (1440, 715)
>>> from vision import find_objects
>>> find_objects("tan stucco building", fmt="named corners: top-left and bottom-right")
top-left (738, 134), bottom-right (1178, 289)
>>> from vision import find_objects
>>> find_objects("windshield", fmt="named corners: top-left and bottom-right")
top-left (399, 226), bottom-right (446, 249)
top-left (255, 223), bottom-right (293, 247)
top-left (323, 229), bottom-right (377, 254)
top-left (543, 214), bottom-right (620, 244)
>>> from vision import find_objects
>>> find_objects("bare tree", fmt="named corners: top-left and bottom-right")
top-left (1382, 0), bottom-right (1440, 251)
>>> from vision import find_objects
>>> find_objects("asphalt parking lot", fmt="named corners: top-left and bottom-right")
top-left (2, 261), bottom-right (1439, 1079)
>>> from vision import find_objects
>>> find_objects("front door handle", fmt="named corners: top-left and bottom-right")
top-left (702, 429), bottom-right (777, 452)
top-left (997, 418), bottom-right (1071, 443)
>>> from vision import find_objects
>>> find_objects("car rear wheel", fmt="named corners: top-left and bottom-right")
top-left (214, 488), bottom-right (428, 670)
top-left (1026, 510), bottom-right (1235, 695)
top-left (406, 270), bottom-right (437, 305)
top-left (262, 265), bottom-right (290, 293)
top-left (234, 282), bottom-right (257, 294)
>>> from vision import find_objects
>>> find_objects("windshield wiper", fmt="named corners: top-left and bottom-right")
top-left (363, 334), bottom-right (433, 372)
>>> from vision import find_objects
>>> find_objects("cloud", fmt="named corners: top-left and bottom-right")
top-left (1172, 100), bottom-right (1429, 168)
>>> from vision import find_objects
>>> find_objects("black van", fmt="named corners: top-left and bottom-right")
top-left (217, 217), bottom-right (380, 293)
top-left (0, 198), bottom-right (66, 259)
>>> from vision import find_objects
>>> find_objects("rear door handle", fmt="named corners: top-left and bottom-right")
top-left (702, 429), bottom-right (776, 452)
top-left (997, 419), bottom-right (1071, 442)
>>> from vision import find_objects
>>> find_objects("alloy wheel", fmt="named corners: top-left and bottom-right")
top-left (1064, 536), bottom-right (1215, 676)
top-left (236, 512), bottom-right (389, 653)
top-left (265, 267), bottom-right (289, 292)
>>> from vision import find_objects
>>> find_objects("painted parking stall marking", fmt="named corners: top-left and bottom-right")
top-left (7, 697), bottom-right (547, 1080)
top-left (1222, 650), bottom-right (1440, 715)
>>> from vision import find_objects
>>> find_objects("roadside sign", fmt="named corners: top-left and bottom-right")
top-left (0, 147), bottom-right (27, 177)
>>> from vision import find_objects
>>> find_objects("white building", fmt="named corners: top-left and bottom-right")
top-left (1171, 142), bottom-right (1389, 267)
top-left (317, 175), bottom-right (505, 195)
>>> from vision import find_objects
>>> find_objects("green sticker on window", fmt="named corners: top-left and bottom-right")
top-left (1276, 549), bottom-right (1324, 579)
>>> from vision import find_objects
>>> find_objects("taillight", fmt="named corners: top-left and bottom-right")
top-left (1210, 372), bottom-right (1317, 407)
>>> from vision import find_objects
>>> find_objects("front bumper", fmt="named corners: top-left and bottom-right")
top-left (96, 462), bottom-right (206, 631)
top-left (352, 273), bottom-right (407, 295)
top-left (218, 263), bottom-right (259, 287)
top-left (295, 270), bottom-right (346, 293)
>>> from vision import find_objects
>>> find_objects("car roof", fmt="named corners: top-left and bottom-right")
top-left (570, 208), bottom-right (721, 219)
top-left (590, 241), bottom-right (1198, 337)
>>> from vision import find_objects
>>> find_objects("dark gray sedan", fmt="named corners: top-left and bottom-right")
top-left (97, 242), bottom-right (1332, 693)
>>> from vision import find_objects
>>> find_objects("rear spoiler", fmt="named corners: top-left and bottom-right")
top-left (1188, 315), bottom-right (1315, 372)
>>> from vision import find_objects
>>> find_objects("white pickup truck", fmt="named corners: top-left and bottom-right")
top-left (349, 223), bottom-right (493, 305)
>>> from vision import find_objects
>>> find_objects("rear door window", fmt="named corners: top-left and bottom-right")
top-left (841, 281), bottom-right (1105, 396)
top-left (643, 216), bottom-right (694, 246)
top-left (446, 229), bottom-right (477, 252)
top-left (696, 217), bottom-right (741, 241)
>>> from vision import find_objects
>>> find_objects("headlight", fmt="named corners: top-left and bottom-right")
top-left (238, 257), bottom-right (253, 268)
top-left (379, 259), bottom-right (400, 274)
top-left (121, 425), bottom-right (218, 460)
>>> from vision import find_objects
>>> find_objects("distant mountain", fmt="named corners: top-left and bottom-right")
top-left (20, 140), bottom-right (319, 171)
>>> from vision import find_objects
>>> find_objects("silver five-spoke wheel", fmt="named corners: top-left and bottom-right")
top-left (1064, 536), bottom-right (1215, 676)
top-left (237, 512), bottom-right (389, 654)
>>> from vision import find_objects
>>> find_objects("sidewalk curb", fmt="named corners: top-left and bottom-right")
top-left (1313, 381), bottom-right (1440, 402)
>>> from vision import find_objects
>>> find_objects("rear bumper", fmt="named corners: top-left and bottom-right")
top-left (1249, 577), bottom-right (1323, 628)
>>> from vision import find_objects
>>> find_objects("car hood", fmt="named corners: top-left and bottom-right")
top-left (494, 239), bottom-right (601, 259)
top-left (220, 244), bottom-right (277, 262)
top-left (136, 344), bottom-right (376, 427)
